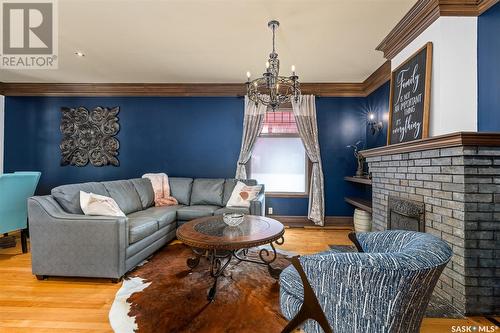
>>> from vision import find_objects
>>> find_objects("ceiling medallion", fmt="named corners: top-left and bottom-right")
top-left (245, 20), bottom-right (300, 111)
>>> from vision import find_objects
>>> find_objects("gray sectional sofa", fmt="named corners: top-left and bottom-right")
top-left (28, 177), bottom-right (264, 280)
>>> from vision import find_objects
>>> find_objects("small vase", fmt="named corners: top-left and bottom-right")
top-left (353, 209), bottom-right (372, 232)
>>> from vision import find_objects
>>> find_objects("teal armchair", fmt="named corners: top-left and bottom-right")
top-left (0, 172), bottom-right (41, 253)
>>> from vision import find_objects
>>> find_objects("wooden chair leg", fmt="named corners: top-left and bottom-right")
top-left (281, 305), bottom-right (310, 333)
top-left (348, 232), bottom-right (364, 252)
top-left (281, 256), bottom-right (333, 333)
top-left (21, 229), bottom-right (28, 253)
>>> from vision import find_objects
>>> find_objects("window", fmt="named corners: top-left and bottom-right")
top-left (250, 110), bottom-right (309, 196)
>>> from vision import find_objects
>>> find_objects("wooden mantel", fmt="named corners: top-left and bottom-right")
top-left (360, 132), bottom-right (500, 158)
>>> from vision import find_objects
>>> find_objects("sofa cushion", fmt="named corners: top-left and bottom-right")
top-left (169, 177), bottom-right (193, 205)
top-left (130, 178), bottom-right (155, 209)
top-left (128, 216), bottom-right (159, 244)
top-left (190, 178), bottom-right (224, 206)
top-left (128, 205), bottom-right (183, 228)
top-left (80, 191), bottom-right (125, 217)
top-left (176, 205), bottom-right (219, 221)
top-left (226, 181), bottom-right (262, 208)
top-left (102, 180), bottom-right (143, 215)
top-left (223, 179), bottom-right (258, 206)
top-left (52, 182), bottom-right (110, 214)
top-left (214, 207), bottom-right (249, 216)
top-left (126, 222), bottom-right (177, 259)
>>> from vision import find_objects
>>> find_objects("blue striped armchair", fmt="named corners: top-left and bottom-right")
top-left (280, 230), bottom-right (452, 333)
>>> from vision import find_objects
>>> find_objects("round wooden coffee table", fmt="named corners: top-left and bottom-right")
top-left (176, 215), bottom-right (285, 301)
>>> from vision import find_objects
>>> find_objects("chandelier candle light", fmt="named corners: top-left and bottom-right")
top-left (246, 20), bottom-right (301, 111)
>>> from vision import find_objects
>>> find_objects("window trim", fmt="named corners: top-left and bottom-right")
top-left (257, 133), bottom-right (300, 139)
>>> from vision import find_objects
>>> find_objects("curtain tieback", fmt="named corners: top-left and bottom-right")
top-left (238, 162), bottom-right (246, 165)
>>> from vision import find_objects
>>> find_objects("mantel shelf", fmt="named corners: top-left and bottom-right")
top-left (344, 197), bottom-right (373, 213)
top-left (359, 132), bottom-right (500, 158)
top-left (344, 176), bottom-right (372, 185)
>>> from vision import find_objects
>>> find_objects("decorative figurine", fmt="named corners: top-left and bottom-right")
top-left (346, 141), bottom-right (365, 177)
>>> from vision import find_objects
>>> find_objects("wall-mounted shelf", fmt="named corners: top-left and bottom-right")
top-left (344, 197), bottom-right (373, 213)
top-left (344, 176), bottom-right (372, 185)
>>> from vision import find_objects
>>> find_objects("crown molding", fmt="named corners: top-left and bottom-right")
top-left (0, 62), bottom-right (391, 98)
top-left (305, 83), bottom-right (365, 97)
top-left (440, 0), bottom-right (499, 15)
top-left (362, 60), bottom-right (391, 96)
top-left (0, 82), bottom-right (366, 97)
top-left (377, 0), bottom-right (499, 60)
top-left (0, 83), bottom-right (246, 97)
top-left (476, 0), bottom-right (499, 13)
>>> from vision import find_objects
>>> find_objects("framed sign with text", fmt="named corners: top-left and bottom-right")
top-left (388, 42), bottom-right (432, 145)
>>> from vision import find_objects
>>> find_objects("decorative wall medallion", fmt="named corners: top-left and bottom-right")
top-left (60, 106), bottom-right (120, 167)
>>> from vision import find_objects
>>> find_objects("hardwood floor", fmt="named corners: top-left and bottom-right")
top-left (0, 229), bottom-right (497, 332)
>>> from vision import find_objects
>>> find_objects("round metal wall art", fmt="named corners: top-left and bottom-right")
top-left (60, 106), bottom-right (120, 167)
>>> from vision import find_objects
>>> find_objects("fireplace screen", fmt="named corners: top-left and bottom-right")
top-left (387, 196), bottom-right (425, 232)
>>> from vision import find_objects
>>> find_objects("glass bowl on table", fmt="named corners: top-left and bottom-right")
top-left (222, 213), bottom-right (245, 227)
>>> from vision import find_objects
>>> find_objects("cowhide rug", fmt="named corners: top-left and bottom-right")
top-left (109, 243), bottom-right (293, 333)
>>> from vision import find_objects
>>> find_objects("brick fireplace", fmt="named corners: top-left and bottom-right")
top-left (360, 132), bottom-right (500, 316)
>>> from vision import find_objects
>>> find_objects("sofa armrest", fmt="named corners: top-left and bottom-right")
top-left (250, 192), bottom-right (265, 216)
top-left (28, 196), bottom-right (127, 279)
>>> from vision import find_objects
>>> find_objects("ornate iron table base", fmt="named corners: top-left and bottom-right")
top-left (186, 236), bottom-right (285, 301)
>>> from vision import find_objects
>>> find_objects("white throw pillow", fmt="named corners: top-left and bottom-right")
top-left (226, 181), bottom-right (262, 208)
top-left (80, 191), bottom-right (126, 217)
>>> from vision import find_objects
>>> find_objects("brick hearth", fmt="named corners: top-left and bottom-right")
top-left (360, 132), bottom-right (500, 316)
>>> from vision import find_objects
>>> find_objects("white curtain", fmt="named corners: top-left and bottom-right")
top-left (235, 96), bottom-right (267, 179)
top-left (292, 95), bottom-right (325, 226)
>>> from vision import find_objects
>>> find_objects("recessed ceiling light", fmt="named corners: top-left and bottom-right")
top-left (75, 51), bottom-right (85, 57)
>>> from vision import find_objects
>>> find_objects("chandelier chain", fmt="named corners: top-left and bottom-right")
top-left (272, 24), bottom-right (276, 54)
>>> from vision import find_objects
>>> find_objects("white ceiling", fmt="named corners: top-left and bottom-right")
top-left (0, 0), bottom-right (416, 83)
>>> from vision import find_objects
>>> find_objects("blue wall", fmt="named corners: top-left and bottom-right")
top-left (478, 2), bottom-right (500, 132)
top-left (4, 88), bottom-right (390, 217)
top-left (317, 96), bottom-right (372, 216)
top-left (4, 97), bottom-right (244, 194)
top-left (365, 82), bottom-right (390, 149)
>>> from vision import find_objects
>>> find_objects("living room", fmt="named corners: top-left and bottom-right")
top-left (0, 0), bottom-right (499, 332)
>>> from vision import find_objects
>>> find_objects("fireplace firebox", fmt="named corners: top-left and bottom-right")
top-left (387, 196), bottom-right (425, 232)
